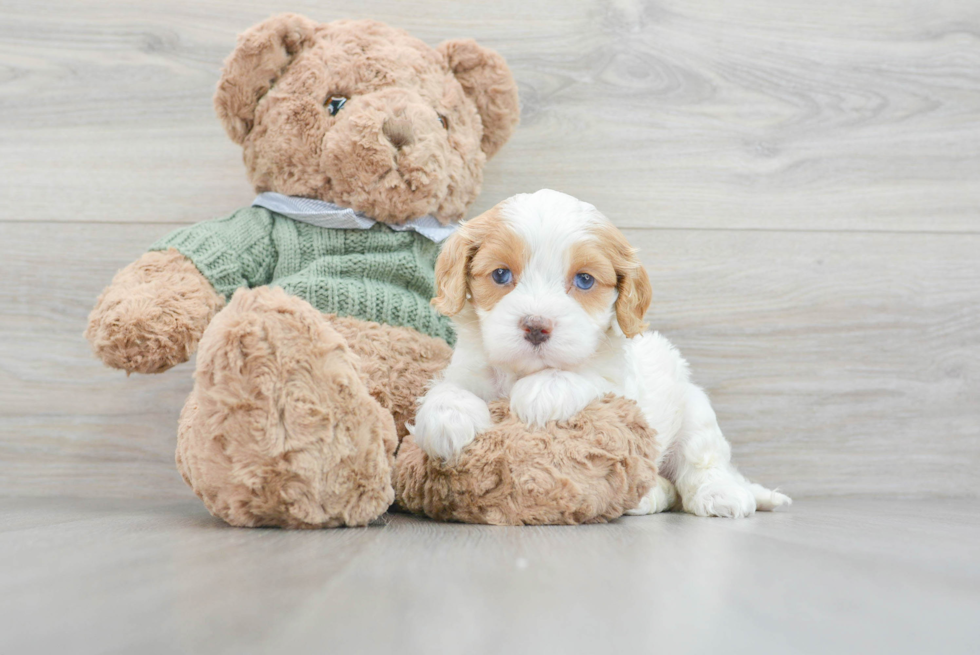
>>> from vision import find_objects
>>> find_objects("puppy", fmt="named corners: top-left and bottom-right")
top-left (412, 189), bottom-right (791, 518)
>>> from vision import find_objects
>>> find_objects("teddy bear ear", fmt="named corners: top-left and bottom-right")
top-left (438, 39), bottom-right (520, 159)
top-left (214, 14), bottom-right (319, 145)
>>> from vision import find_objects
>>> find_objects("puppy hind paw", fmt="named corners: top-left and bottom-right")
top-left (749, 483), bottom-right (792, 512)
top-left (625, 478), bottom-right (678, 516)
top-left (684, 483), bottom-right (757, 519)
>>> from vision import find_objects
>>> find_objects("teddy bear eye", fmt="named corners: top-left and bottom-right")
top-left (325, 96), bottom-right (348, 115)
top-left (437, 114), bottom-right (449, 130)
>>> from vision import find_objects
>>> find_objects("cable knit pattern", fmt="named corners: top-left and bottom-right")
top-left (150, 206), bottom-right (455, 344)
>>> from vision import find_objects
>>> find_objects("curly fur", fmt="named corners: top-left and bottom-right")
top-left (215, 14), bottom-right (520, 223)
top-left (85, 249), bottom-right (223, 374)
top-left (326, 316), bottom-right (452, 439)
top-left (438, 39), bottom-right (521, 159)
top-left (395, 396), bottom-right (659, 525)
top-left (177, 287), bottom-right (398, 528)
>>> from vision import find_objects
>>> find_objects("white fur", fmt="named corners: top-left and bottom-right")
top-left (509, 369), bottom-right (603, 427)
top-left (413, 189), bottom-right (791, 517)
top-left (410, 381), bottom-right (491, 461)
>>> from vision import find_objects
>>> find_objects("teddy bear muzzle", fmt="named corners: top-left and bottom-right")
top-left (321, 89), bottom-right (457, 224)
top-left (244, 86), bottom-right (460, 225)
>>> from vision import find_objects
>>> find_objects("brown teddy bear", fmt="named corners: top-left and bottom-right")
top-left (86, 14), bottom-right (658, 527)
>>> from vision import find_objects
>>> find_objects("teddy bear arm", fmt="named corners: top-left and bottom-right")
top-left (148, 207), bottom-right (280, 294)
top-left (86, 208), bottom-right (282, 374)
top-left (395, 395), bottom-right (660, 525)
top-left (85, 249), bottom-right (224, 374)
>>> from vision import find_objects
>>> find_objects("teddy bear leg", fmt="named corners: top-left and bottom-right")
top-left (324, 315), bottom-right (453, 439)
top-left (176, 286), bottom-right (398, 528)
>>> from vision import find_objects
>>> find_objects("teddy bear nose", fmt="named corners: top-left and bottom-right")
top-left (382, 117), bottom-right (415, 150)
top-left (520, 315), bottom-right (554, 346)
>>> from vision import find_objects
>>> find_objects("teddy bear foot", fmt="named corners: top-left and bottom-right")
top-left (177, 286), bottom-right (398, 528)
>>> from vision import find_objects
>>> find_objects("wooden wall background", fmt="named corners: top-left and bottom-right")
top-left (1, 0), bottom-right (978, 500)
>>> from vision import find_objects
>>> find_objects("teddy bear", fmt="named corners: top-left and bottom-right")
top-left (85, 13), bottom-right (659, 527)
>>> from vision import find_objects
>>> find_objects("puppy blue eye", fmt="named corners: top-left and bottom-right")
top-left (491, 268), bottom-right (512, 285)
top-left (326, 96), bottom-right (347, 115)
top-left (574, 273), bottom-right (594, 290)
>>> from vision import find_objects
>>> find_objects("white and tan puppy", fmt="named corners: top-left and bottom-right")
top-left (412, 189), bottom-right (790, 518)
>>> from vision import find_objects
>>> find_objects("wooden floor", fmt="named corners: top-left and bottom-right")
top-left (1, 497), bottom-right (978, 654)
top-left (1, 2), bottom-right (979, 652)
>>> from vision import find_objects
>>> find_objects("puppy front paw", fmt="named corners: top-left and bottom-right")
top-left (412, 387), bottom-right (491, 461)
top-left (509, 369), bottom-right (601, 428)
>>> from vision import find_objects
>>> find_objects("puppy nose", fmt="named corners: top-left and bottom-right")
top-left (382, 117), bottom-right (414, 150)
top-left (520, 316), bottom-right (554, 346)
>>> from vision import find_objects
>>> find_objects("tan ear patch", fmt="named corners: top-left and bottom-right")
top-left (432, 205), bottom-right (526, 316)
top-left (591, 223), bottom-right (652, 337)
top-left (468, 223), bottom-right (528, 312)
top-left (567, 241), bottom-right (618, 319)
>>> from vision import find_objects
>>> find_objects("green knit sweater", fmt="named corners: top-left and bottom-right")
top-left (150, 206), bottom-right (455, 344)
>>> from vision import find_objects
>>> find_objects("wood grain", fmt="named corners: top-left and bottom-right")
top-left (1, 497), bottom-right (979, 654)
top-left (0, 0), bottom-right (978, 230)
top-left (1, 222), bottom-right (977, 499)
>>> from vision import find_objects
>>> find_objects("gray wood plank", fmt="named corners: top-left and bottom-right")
top-left (0, 496), bottom-right (978, 654)
top-left (2, 222), bottom-right (977, 499)
top-left (1, 0), bottom-right (978, 231)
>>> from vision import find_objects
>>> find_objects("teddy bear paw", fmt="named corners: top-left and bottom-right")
top-left (86, 250), bottom-right (222, 374)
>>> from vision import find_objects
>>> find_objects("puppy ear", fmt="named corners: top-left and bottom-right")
top-left (431, 229), bottom-right (472, 317)
top-left (597, 224), bottom-right (652, 337)
top-left (438, 39), bottom-right (520, 159)
top-left (616, 258), bottom-right (653, 337)
top-left (214, 14), bottom-right (319, 145)
top-left (432, 208), bottom-right (501, 316)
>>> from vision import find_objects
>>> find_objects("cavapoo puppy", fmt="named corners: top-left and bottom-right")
top-left (412, 189), bottom-right (791, 518)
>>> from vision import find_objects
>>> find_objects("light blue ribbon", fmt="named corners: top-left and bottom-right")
top-left (252, 192), bottom-right (459, 243)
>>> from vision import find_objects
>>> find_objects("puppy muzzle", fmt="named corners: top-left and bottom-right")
top-left (520, 315), bottom-right (553, 346)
